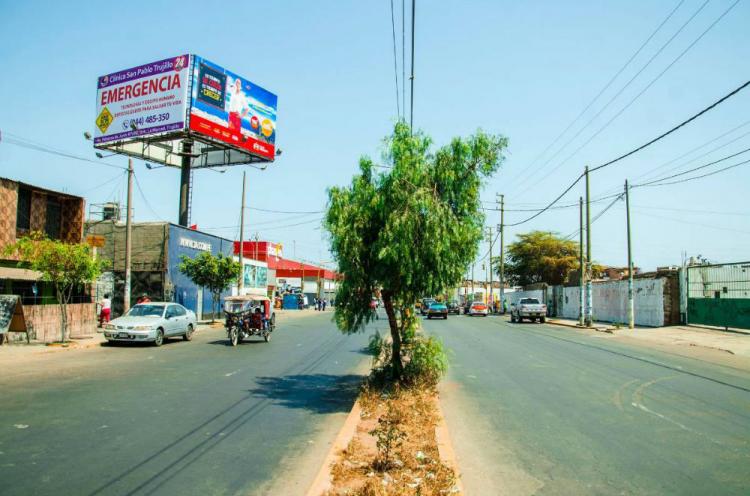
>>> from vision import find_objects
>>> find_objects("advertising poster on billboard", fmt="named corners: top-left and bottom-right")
top-left (189, 56), bottom-right (278, 161)
top-left (94, 55), bottom-right (190, 145)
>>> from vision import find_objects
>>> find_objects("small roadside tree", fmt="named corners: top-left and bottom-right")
top-left (179, 251), bottom-right (240, 322)
top-left (325, 122), bottom-right (507, 379)
top-left (5, 233), bottom-right (104, 343)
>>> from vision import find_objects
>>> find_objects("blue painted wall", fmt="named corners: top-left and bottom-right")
top-left (167, 224), bottom-right (234, 318)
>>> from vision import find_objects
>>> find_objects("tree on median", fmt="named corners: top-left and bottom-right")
top-left (179, 251), bottom-right (240, 322)
top-left (5, 232), bottom-right (105, 343)
top-left (325, 122), bottom-right (507, 379)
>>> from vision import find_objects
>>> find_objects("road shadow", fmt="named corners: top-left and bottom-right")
top-left (248, 373), bottom-right (364, 414)
top-left (206, 339), bottom-right (267, 346)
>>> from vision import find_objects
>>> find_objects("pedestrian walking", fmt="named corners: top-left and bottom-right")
top-left (99, 293), bottom-right (111, 327)
top-left (322, 299), bottom-right (327, 311)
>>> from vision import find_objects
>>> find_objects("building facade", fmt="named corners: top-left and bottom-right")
top-left (86, 221), bottom-right (237, 319)
top-left (0, 177), bottom-right (86, 303)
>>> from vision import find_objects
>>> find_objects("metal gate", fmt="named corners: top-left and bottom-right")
top-left (686, 261), bottom-right (750, 330)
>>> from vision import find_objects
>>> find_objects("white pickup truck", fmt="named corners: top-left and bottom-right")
top-left (510, 298), bottom-right (547, 323)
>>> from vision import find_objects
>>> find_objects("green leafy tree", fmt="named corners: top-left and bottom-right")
top-left (500, 231), bottom-right (581, 286)
top-left (178, 252), bottom-right (240, 322)
top-left (325, 122), bottom-right (507, 378)
top-left (6, 233), bottom-right (104, 342)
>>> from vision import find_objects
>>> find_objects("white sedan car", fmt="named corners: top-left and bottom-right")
top-left (104, 302), bottom-right (196, 346)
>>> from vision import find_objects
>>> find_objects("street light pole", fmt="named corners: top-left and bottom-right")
top-left (498, 193), bottom-right (505, 314)
top-left (238, 171), bottom-right (246, 294)
top-left (579, 196), bottom-right (584, 327)
top-left (124, 158), bottom-right (133, 313)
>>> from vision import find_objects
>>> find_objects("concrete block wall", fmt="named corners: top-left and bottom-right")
top-left (560, 279), bottom-right (665, 327)
top-left (6, 303), bottom-right (97, 343)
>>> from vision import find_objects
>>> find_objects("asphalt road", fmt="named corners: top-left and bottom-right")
top-left (426, 314), bottom-right (750, 495)
top-left (0, 311), bottom-right (372, 496)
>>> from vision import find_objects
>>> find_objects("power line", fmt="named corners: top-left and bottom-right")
top-left (564, 194), bottom-right (624, 241)
top-left (505, 173), bottom-right (584, 227)
top-left (636, 156), bottom-right (750, 188)
top-left (514, 0), bottom-right (741, 198)
top-left (509, 0), bottom-right (706, 198)
top-left (635, 209), bottom-right (750, 236)
top-left (498, 78), bottom-right (750, 228)
top-left (402, 0), bottom-right (406, 120)
top-left (504, 0), bottom-right (686, 193)
top-left (635, 146), bottom-right (750, 186)
top-left (258, 217), bottom-right (325, 231)
top-left (3, 135), bottom-right (126, 170)
top-left (244, 206), bottom-right (324, 214)
top-left (409, 0), bottom-right (416, 130)
top-left (591, 78), bottom-right (750, 173)
top-left (634, 122), bottom-right (750, 184)
top-left (132, 171), bottom-right (167, 222)
top-left (567, 0), bottom-right (742, 173)
top-left (389, 0), bottom-right (401, 119)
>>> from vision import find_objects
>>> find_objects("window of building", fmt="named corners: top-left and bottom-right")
top-left (16, 187), bottom-right (31, 234)
top-left (45, 197), bottom-right (62, 239)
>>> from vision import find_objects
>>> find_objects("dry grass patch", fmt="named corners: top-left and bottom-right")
top-left (325, 382), bottom-right (460, 496)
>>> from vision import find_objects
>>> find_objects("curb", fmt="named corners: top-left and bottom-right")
top-left (434, 395), bottom-right (465, 495)
top-left (546, 319), bottom-right (614, 333)
top-left (305, 399), bottom-right (363, 496)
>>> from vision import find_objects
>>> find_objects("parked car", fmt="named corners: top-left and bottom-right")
top-left (420, 298), bottom-right (436, 315)
top-left (510, 298), bottom-right (547, 323)
top-left (446, 300), bottom-right (461, 315)
top-left (426, 302), bottom-right (448, 319)
top-left (468, 302), bottom-right (489, 316)
top-left (103, 302), bottom-right (196, 346)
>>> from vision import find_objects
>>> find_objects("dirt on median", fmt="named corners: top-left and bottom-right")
top-left (321, 380), bottom-right (460, 496)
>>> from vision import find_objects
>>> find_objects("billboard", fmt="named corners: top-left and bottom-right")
top-left (94, 55), bottom-right (190, 144)
top-left (189, 56), bottom-right (278, 161)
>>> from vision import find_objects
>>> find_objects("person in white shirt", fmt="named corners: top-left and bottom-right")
top-left (227, 78), bottom-right (249, 132)
top-left (99, 293), bottom-right (112, 327)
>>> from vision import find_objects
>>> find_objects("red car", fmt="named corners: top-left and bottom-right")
top-left (468, 302), bottom-right (489, 316)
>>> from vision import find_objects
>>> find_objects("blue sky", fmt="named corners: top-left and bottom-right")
top-left (0, 0), bottom-right (748, 275)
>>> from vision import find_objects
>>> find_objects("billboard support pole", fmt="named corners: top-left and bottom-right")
top-left (178, 141), bottom-right (193, 226)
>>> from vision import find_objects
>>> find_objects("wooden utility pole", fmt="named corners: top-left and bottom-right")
top-left (238, 171), bottom-right (246, 293)
top-left (124, 158), bottom-right (133, 313)
top-left (585, 166), bottom-right (593, 327)
top-left (625, 179), bottom-right (634, 329)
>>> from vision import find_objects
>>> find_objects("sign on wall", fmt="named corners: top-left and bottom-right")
top-left (94, 55), bottom-right (190, 145)
top-left (189, 56), bottom-right (278, 161)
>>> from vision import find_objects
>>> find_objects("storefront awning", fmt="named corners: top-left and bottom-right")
top-left (0, 267), bottom-right (43, 281)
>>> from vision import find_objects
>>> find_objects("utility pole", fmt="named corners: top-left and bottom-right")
top-left (497, 193), bottom-right (505, 314)
top-left (585, 166), bottom-right (593, 327)
top-left (487, 226), bottom-right (493, 311)
top-left (579, 196), bottom-right (584, 327)
top-left (124, 158), bottom-right (133, 313)
top-left (471, 264), bottom-right (474, 299)
top-left (625, 179), bottom-right (634, 329)
top-left (238, 171), bottom-right (246, 293)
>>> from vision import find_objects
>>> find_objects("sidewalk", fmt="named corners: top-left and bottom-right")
top-left (545, 317), bottom-right (750, 358)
